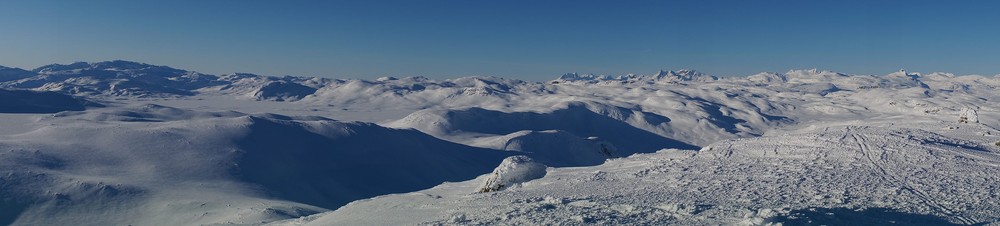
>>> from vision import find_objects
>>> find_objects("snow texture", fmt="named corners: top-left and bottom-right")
top-left (1, 61), bottom-right (999, 225)
top-left (476, 156), bottom-right (547, 193)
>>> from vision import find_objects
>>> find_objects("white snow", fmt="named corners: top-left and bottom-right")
top-left (476, 156), bottom-right (547, 193)
top-left (1, 61), bottom-right (999, 225)
top-left (291, 122), bottom-right (1000, 225)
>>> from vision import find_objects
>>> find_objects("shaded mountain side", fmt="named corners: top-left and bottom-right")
top-left (0, 105), bottom-right (510, 225)
top-left (235, 118), bottom-right (511, 209)
top-left (393, 103), bottom-right (699, 153)
top-left (0, 66), bottom-right (35, 82)
top-left (0, 89), bottom-right (102, 113)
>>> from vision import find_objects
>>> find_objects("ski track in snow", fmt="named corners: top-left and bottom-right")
top-left (849, 127), bottom-right (969, 224)
top-left (294, 124), bottom-right (1000, 225)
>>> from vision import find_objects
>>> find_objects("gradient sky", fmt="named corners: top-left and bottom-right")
top-left (1, 0), bottom-right (999, 80)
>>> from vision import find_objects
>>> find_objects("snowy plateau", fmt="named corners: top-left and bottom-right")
top-left (1, 60), bottom-right (999, 225)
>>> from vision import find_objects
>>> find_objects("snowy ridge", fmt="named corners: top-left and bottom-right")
top-left (0, 61), bottom-right (326, 100)
top-left (0, 66), bottom-right (35, 82)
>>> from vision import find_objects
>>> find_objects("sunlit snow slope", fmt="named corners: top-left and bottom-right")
top-left (288, 121), bottom-right (1000, 225)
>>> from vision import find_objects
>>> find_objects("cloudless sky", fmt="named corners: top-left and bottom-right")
top-left (1, 0), bottom-right (999, 80)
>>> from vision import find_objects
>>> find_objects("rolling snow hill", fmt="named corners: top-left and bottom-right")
top-left (0, 105), bottom-right (510, 225)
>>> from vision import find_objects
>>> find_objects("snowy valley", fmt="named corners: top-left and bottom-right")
top-left (1, 61), bottom-right (999, 225)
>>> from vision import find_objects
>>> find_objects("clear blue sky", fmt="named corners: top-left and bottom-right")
top-left (1, 0), bottom-right (999, 80)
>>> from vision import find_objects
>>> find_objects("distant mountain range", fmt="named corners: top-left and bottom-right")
top-left (4, 60), bottom-right (995, 102)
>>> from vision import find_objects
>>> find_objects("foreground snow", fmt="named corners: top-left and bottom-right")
top-left (284, 121), bottom-right (1000, 225)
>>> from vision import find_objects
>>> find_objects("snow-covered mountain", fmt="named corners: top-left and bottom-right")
top-left (0, 66), bottom-right (36, 82)
top-left (0, 89), bottom-right (102, 113)
top-left (557, 69), bottom-right (716, 83)
top-left (1, 60), bottom-right (999, 225)
top-left (0, 61), bottom-right (327, 100)
top-left (0, 104), bottom-right (510, 225)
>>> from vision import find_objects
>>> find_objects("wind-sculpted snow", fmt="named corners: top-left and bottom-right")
top-left (295, 122), bottom-right (1000, 225)
top-left (476, 156), bottom-right (547, 193)
top-left (0, 105), bottom-right (509, 225)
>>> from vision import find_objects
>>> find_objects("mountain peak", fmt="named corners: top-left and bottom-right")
top-left (0, 65), bottom-right (37, 82)
top-left (91, 60), bottom-right (155, 70)
top-left (557, 72), bottom-right (599, 81)
top-left (33, 62), bottom-right (91, 73)
top-left (33, 60), bottom-right (184, 74)
top-left (652, 69), bottom-right (715, 82)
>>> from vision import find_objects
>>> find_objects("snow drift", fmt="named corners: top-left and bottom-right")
top-left (476, 156), bottom-right (547, 193)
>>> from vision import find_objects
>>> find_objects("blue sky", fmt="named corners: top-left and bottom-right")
top-left (1, 0), bottom-right (998, 80)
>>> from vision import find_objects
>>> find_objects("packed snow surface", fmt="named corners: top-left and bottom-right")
top-left (476, 156), bottom-right (547, 193)
top-left (297, 122), bottom-right (1000, 225)
top-left (1, 61), bottom-right (999, 225)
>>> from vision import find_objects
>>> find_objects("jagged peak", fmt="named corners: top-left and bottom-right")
top-left (556, 68), bottom-right (714, 82)
top-left (652, 69), bottom-right (715, 82)
top-left (557, 72), bottom-right (604, 81)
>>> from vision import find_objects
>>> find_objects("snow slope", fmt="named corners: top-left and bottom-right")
top-left (0, 66), bottom-right (35, 83)
top-left (0, 105), bottom-right (509, 225)
top-left (288, 121), bottom-right (1000, 225)
top-left (0, 89), bottom-right (102, 113)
